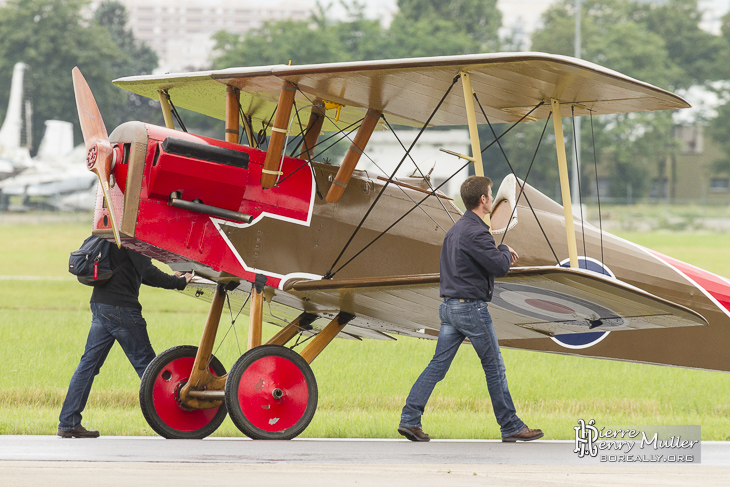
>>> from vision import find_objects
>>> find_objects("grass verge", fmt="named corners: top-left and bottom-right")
top-left (0, 221), bottom-right (729, 439)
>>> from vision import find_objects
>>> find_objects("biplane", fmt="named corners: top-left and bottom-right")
top-left (71, 52), bottom-right (728, 441)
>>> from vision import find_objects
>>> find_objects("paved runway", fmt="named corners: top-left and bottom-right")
top-left (2, 436), bottom-right (729, 486)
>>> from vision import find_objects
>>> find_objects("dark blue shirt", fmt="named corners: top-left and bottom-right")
top-left (439, 210), bottom-right (512, 301)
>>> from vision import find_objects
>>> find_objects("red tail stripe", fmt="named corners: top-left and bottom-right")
top-left (650, 250), bottom-right (730, 314)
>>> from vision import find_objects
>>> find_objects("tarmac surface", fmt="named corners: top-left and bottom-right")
top-left (1, 436), bottom-right (729, 486)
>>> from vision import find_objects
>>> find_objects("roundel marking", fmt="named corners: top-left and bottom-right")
top-left (493, 283), bottom-right (624, 332)
top-left (525, 298), bottom-right (575, 315)
top-left (551, 257), bottom-right (616, 349)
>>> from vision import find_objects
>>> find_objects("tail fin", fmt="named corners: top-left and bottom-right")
top-left (0, 63), bottom-right (27, 152)
top-left (36, 120), bottom-right (74, 161)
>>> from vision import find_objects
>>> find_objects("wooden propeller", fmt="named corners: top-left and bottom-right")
top-left (72, 67), bottom-right (121, 248)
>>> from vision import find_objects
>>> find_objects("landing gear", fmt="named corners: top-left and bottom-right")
top-left (140, 276), bottom-right (355, 441)
top-left (225, 345), bottom-right (318, 440)
top-left (139, 345), bottom-right (227, 439)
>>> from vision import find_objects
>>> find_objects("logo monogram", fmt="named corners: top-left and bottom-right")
top-left (574, 419), bottom-right (599, 458)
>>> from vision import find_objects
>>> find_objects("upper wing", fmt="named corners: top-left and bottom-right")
top-left (113, 52), bottom-right (689, 132)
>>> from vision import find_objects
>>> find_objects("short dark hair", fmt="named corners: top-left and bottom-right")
top-left (460, 176), bottom-right (493, 211)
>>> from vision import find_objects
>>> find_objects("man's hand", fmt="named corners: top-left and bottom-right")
top-left (506, 245), bottom-right (519, 266)
top-left (174, 271), bottom-right (194, 283)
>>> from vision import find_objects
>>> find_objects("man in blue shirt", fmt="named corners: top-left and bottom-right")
top-left (398, 176), bottom-right (543, 442)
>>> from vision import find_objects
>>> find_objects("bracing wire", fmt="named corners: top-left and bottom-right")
top-left (475, 95), bottom-right (561, 264)
top-left (324, 75), bottom-right (462, 278)
top-left (589, 110), bottom-right (606, 272)
top-left (194, 289), bottom-right (251, 388)
top-left (381, 114), bottom-right (456, 225)
top-left (288, 99), bottom-right (309, 157)
top-left (258, 102), bottom-right (278, 149)
top-left (326, 101), bottom-right (550, 278)
top-left (499, 112), bottom-right (552, 246)
top-left (163, 91), bottom-right (188, 133)
top-left (274, 119), bottom-right (363, 188)
top-left (327, 158), bottom-right (473, 278)
top-left (571, 106), bottom-right (588, 265)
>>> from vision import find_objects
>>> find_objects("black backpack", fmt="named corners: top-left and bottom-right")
top-left (69, 236), bottom-right (121, 286)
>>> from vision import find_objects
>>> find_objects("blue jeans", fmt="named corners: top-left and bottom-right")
top-left (400, 298), bottom-right (526, 438)
top-left (58, 303), bottom-right (156, 431)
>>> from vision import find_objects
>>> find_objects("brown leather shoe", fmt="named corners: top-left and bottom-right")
top-left (398, 425), bottom-right (430, 442)
top-left (502, 426), bottom-right (543, 442)
top-left (57, 426), bottom-right (100, 438)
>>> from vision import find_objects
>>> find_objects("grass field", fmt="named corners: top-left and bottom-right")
top-left (1, 217), bottom-right (729, 440)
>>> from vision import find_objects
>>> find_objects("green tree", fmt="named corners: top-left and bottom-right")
top-left (327, 1), bottom-right (388, 62)
top-left (709, 100), bottom-right (730, 174)
top-left (94, 1), bottom-right (157, 77)
top-left (532, 0), bottom-right (682, 88)
top-left (0, 0), bottom-right (158, 150)
top-left (94, 1), bottom-right (159, 128)
top-left (213, 0), bottom-right (504, 69)
top-left (704, 8), bottom-right (730, 172)
top-left (382, 15), bottom-right (482, 58)
top-left (633, 0), bottom-right (728, 89)
top-left (212, 2), bottom-right (368, 69)
top-left (525, 0), bottom-right (705, 201)
top-left (396, 0), bottom-right (501, 49)
top-left (213, 19), bottom-right (348, 69)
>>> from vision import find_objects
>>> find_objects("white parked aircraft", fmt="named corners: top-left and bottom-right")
top-left (0, 120), bottom-right (96, 211)
top-left (0, 62), bottom-right (32, 179)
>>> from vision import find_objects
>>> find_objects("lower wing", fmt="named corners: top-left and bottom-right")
top-left (179, 267), bottom-right (705, 342)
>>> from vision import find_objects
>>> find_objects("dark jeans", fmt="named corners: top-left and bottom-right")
top-left (58, 303), bottom-right (156, 431)
top-left (400, 298), bottom-right (526, 438)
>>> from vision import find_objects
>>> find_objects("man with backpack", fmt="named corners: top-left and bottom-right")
top-left (58, 239), bottom-right (192, 438)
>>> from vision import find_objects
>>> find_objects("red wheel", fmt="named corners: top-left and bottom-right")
top-left (140, 346), bottom-right (227, 439)
top-left (225, 345), bottom-right (317, 440)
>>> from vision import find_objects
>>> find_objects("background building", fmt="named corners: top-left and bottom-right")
top-left (115, 0), bottom-right (316, 72)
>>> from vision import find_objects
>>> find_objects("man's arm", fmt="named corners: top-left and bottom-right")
top-left (127, 251), bottom-right (187, 290)
top-left (468, 230), bottom-right (513, 278)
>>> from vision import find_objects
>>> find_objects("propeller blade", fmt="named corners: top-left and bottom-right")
top-left (90, 146), bottom-right (121, 249)
top-left (72, 67), bottom-right (121, 248)
top-left (72, 67), bottom-right (108, 148)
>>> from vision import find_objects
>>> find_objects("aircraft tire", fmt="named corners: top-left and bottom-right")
top-left (139, 345), bottom-right (227, 439)
top-left (225, 344), bottom-right (318, 440)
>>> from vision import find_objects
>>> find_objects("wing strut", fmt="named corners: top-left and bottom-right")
top-left (248, 274), bottom-right (267, 350)
top-left (326, 108), bottom-right (381, 203)
top-left (157, 90), bottom-right (175, 129)
top-left (300, 312), bottom-right (355, 364)
top-left (551, 98), bottom-right (579, 268)
top-left (262, 80), bottom-right (297, 188)
top-left (225, 86), bottom-right (241, 144)
top-left (460, 72), bottom-right (484, 176)
top-left (298, 102), bottom-right (326, 160)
